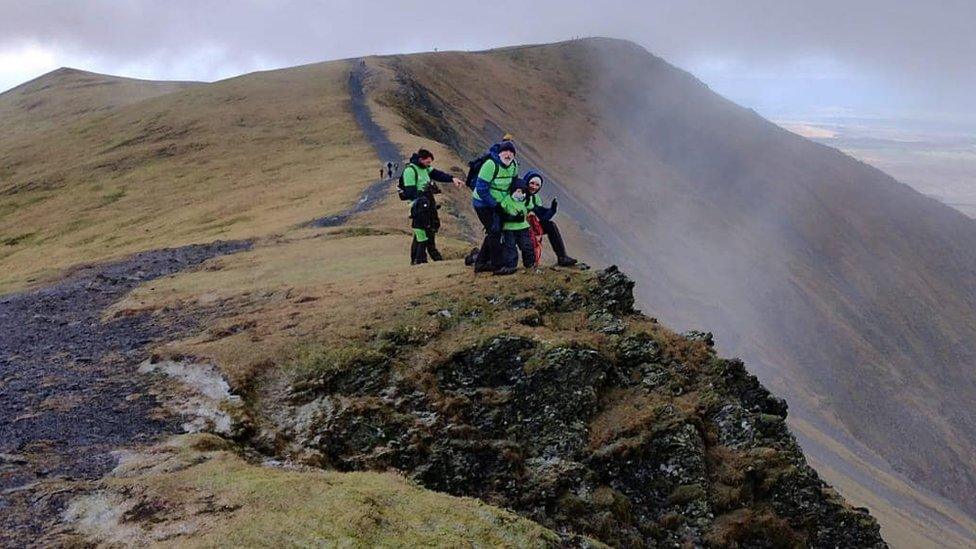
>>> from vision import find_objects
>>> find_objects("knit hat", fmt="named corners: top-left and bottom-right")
top-left (497, 141), bottom-right (517, 154)
top-left (511, 179), bottom-right (528, 201)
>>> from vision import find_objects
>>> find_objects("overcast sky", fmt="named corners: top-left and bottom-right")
top-left (1, 1), bottom-right (974, 127)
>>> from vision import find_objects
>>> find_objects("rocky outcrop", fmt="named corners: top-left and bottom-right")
top-left (250, 267), bottom-right (885, 547)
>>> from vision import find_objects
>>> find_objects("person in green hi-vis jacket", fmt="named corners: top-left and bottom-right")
top-left (493, 180), bottom-right (535, 276)
top-left (470, 141), bottom-right (519, 272)
top-left (400, 149), bottom-right (463, 264)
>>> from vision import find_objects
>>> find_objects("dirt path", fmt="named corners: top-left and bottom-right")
top-left (307, 60), bottom-right (403, 228)
top-left (0, 240), bottom-right (249, 546)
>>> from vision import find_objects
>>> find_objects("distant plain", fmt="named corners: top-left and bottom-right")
top-left (779, 117), bottom-right (976, 218)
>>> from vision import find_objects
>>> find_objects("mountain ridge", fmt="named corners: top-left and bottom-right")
top-left (1, 38), bottom-right (974, 546)
top-left (363, 37), bottom-right (976, 534)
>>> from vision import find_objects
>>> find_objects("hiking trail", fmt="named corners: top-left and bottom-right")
top-left (306, 60), bottom-right (402, 228)
top-left (0, 240), bottom-right (250, 546)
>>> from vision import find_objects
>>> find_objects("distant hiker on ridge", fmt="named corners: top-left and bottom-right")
top-left (524, 171), bottom-right (577, 266)
top-left (397, 148), bottom-right (463, 264)
top-left (380, 167), bottom-right (385, 180)
top-left (470, 140), bottom-right (519, 273)
top-left (387, 161), bottom-right (393, 179)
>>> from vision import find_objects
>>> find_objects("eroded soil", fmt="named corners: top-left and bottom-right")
top-left (0, 240), bottom-right (249, 546)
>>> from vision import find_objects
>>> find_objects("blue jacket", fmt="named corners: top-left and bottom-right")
top-left (472, 148), bottom-right (517, 209)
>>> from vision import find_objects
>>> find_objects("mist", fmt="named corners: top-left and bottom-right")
top-left (533, 40), bottom-right (976, 521)
top-left (1, 0), bottom-right (974, 124)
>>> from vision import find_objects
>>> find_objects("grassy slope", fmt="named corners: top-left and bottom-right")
top-left (63, 434), bottom-right (559, 547)
top-left (370, 40), bottom-right (976, 545)
top-left (1, 63), bottom-right (534, 544)
top-left (0, 68), bottom-right (200, 137)
top-left (0, 61), bottom-right (379, 291)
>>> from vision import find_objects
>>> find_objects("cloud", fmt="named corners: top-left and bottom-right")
top-left (1, 0), bottom-right (973, 118)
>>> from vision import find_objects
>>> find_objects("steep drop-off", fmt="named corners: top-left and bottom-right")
top-left (371, 39), bottom-right (976, 524)
top-left (237, 266), bottom-right (885, 547)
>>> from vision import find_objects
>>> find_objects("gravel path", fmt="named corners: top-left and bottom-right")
top-left (307, 59), bottom-right (403, 228)
top-left (0, 240), bottom-right (250, 546)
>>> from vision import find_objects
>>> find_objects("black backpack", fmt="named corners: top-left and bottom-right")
top-left (397, 165), bottom-right (419, 201)
top-left (465, 154), bottom-right (499, 190)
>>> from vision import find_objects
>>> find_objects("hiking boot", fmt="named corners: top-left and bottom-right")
top-left (463, 248), bottom-right (480, 266)
top-left (557, 256), bottom-right (578, 267)
top-left (428, 248), bottom-right (444, 261)
top-left (474, 263), bottom-right (495, 273)
top-left (492, 267), bottom-right (518, 276)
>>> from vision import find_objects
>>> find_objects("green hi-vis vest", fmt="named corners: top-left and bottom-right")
top-left (500, 194), bottom-right (530, 231)
top-left (472, 158), bottom-right (519, 203)
top-left (403, 163), bottom-right (432, 193)
top-left (527, 193), bottom-right (543, 211)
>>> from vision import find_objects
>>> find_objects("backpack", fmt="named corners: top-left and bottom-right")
top-left (397, 165), bottom-right (419, 201)
top-left (410, 194), bottom-right (437, 230)
top-left (528, 213), bottom-right (544, 265)
top-left (465, 154), bottom-right (499, 190)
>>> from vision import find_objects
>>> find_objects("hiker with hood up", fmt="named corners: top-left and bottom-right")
top-left (494, 179), bottom-right (535, 275)
top-left (523, 171), bottom-right (578, 267)
top-left (471, 140), bottom-right (519, 272)
top-left (399, 148), bottom-right (463, 264)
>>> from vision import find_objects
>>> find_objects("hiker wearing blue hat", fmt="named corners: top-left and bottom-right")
top-left (470, 140), bottom-right (519, 273)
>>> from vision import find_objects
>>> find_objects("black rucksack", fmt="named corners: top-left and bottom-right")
top-left (397, 165), bottom-right (419, 201)
top-left (465, 154), bottom-right (499, 190)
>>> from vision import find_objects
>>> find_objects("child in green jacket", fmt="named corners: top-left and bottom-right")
top-left (494, 181), bottom-right (535, 276)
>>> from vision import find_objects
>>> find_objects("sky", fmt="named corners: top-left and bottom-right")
top-left (1, 1), bottom-right (974, 127)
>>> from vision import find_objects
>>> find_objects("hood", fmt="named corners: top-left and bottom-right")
top-left (523, 171), bottom-right (544, 194)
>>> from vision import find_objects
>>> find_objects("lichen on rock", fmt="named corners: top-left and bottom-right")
top-left (249, 267), bottom-right (886, 547)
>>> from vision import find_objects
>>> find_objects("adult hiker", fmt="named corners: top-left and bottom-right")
top-left (471, 141), bottom-right (519, 272)
top-left (386, 161), bottom-right (393, 179)
top-left (494, 180), bottom-right (535, 276)
top-left (380, 167), bottom-right (385, 180)
top-left (399, 148), bottom-right (463, 264)
top-left (523, 171), bottom-right (578, 266)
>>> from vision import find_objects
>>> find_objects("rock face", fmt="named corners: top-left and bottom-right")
top-left (255, 267), bottom-right (886, 547)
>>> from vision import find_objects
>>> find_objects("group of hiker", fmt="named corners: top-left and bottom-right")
top-left (381, 161), bottom-right (400, 180)
top-left (396, 135), bottom-right (576, 275)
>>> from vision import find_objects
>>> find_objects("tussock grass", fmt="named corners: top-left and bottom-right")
top-left (66, 434), bottom-right (559, 547)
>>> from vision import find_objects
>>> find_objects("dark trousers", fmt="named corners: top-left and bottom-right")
top-left (410, 194), bottom-right (442, 264)
top-left (475, 206), bottom-right (501, 269)
top-left (539, 219), bottom-right (568, 259)
top-left (502, 229), bottom-right (536, 269)
top-left (410, 231), bottom-right (440, 263)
